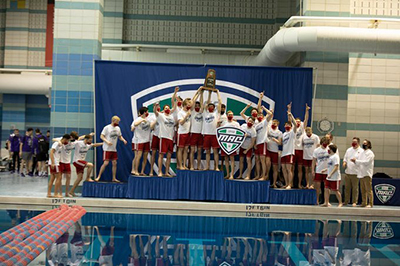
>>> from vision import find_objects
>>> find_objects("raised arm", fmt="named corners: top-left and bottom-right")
top-left (199, 89), bottom-right (205, 112)
top-left (206, 90), bottom-right (212, 106)
top-left (287, 102), bottom-right (292, 123)
top-left (240, 103), bottom-right (251, 120)
top-left (153, 103), bottom-right (160, 117)
top-left (171, 86), bottom-right (179, 109)
top-left (262, 106), bottom-right (273, 122)
top-left (216, 90), bottom-right (222, 114)
top-left (257, 91), bottom-right (264, 113)
top-left (304, 103), bottom-right (310, 128)
top-left (288, 112), bottom-right (297, 133)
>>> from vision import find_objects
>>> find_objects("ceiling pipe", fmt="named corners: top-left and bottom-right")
top-left (252, 17), bottom-right (400, 66)
top-left (0, 73), bottom-right (52, 96)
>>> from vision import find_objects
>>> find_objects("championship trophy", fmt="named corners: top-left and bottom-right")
top-left (203, 69), bottom-right (217, 92)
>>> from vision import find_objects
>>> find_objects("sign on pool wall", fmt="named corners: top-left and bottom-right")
top-left (95, 61), bottom-right (313, 181)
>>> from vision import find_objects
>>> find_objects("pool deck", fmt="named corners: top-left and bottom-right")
top-left (1, 172), bottom-right (400, 221)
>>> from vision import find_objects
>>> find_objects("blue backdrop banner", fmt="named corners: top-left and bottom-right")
top-left (95, 61), bottom-right (313, 181)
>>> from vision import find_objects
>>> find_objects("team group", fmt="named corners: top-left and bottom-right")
top-left (8, 87), bottom-right (375, 207)
top-left (124, 87), bottom-right (375, 207)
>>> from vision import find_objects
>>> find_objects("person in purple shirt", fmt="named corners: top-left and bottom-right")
top-left (7, 129), bottom-right (22, 173)
top-left (32, 128), bottom-right (49, 177)
top-left (19, 128), bottom-right (34, 177)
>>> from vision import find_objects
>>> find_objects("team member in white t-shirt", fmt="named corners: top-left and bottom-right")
top-left (47, 134), bottom-right (70, 198)
top-left (189, 90), bottom-right (205, 170)
top-left (177, 98), bottom-right (193, 170)
top-left (343, 137), bottom-right (363, 206)
top-left (68, 134), bottom-right (103, 197)
top-left (132, 107), bottom-right (155, 176)
top-left (177, 88), bottom-right (202, 170)
top-left (254, 105), bottom-right (273, 181)
top-left (149, 106), bottom-right (161, 176)
top-left (289, 103), bottom-right (310, 189)
top-left (321, 144), bottom-right (343, 207)
top-left (312, 137), bottom-right (330, 205)
top-left (267, 119), bottom-right (283, 188)
top-left (302, 127), bottom-right (320, 189)
top-left (238, 117), bottom-right (257, 180)
top-left (218, 110), bottom-right (240, 179)
top-left (281, 109), bottom-right (298, 189)
top-left (95, 116), bottom-right (128, 182)
top-left (202, 89), bottom-right (222, 171)
top-left (154, 103), bottom-right (176, 177)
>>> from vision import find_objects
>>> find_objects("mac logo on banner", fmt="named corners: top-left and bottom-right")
top-left (374, 184), bottom-right (396, 204)
top-left (373, 222), bottom-right (394, 239)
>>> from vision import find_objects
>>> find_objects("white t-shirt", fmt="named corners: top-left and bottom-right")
top-left (240, 123), bottom-right (256, 149)
top-left (190, 110), bottom-right (203, 134)
top-left (157, 113), bottom-right (175, 140)
top-left (177, 109), bottom-right (191, 134)
top-left (101, 124), bottom-right (121, 152)
top-left (295, 122), bottom-right (305, 150)
top-left (202, 109), bottom-right (220, 135)
top-left (327, 153), bottom-right (341, 181)
top-left (173, 106), bottom-right (182, 123)
top-left (343, 146), bottom-right (363, 175)
top-left (220, 113), bottom-right (227, 125)
top-left (73, 140), bottom-right (93, 162)
top-left (53, 137), bottom-right (75, 164)
top-left (302, 134), bottom-right (320, 160)
top-left (133, 117), bottom-right (151, 143)
top-left (147, 113), bottom-right (157, 137)
top-left (281, 130), bottom-right (295, 157)
top-left (267, 126), bottom-right (282, 153)
top-left (255, 119), bottom-right (269, 145)
top-left (48, 142), bottom-right (62, 166)
top-left (313, 147), bottom-right (330, 174)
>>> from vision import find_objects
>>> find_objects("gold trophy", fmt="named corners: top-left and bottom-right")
top-left (203, 69), bottom-right (217, 92)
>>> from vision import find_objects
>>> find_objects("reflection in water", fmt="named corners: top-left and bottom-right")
top-left (3, 210), bottom-right (400, 266)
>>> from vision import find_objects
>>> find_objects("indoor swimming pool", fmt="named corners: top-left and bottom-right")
top-left (1, 208), bottom-right (399, 265)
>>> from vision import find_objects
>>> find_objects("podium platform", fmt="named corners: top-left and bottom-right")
top-left (82, 170), bottom-right (316, 205)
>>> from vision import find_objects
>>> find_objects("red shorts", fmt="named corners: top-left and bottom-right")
top-left (315, 173), bottom-right (327, 182)
top-left (267, 150), bottom-right (279, 165)
top-left (49, 165), bottom-right (60, 174)
top-left (294, 150), bottom-right (304, 165)
top-left (325, 180), bottom-right (340, 191)
top-left (203, 134), bottom-right (219, 150)
top-left (59, 163), bottom-right (71, 174)
top-left (281, 155), bottom-right (294, 164)
top-left (177, 133), bottom-right (190, 148)
top-left (103, 151), bottom-right (118, 161)
top-left (255, 143), bottom-right (267, 156)
top-left (190, 133), bottom-right (203, 147)
top-left (303, 159), bottom-right (313, 167)
top-left (160, 138), bottom-right (174, 154)
top-left (151, 135), bottom-right (160, 151)
top-left (73, 160), bottom-right (88, 174)
top-left (132, 142), bottom-right (150, 152)
top-left (239, 148), bottom-right (253, 158)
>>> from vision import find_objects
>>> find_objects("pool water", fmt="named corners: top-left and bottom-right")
top-left (1, 209), bottom-right (400, 265)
